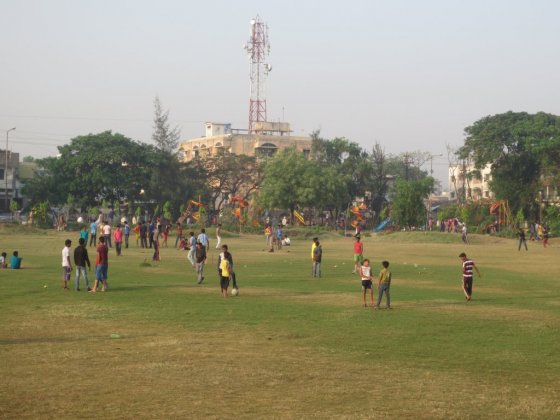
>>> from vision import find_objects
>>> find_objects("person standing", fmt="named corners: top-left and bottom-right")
top-left (215, 224), bottom-right (222, 249)
top-left (90, 236), bottom-right (109, 293)
top-left (461, 224), bottom-right (469, 244)
top-left (276, 224), bottom-right (283, 251)
top-left (459, 252), bottom-right (481, 301)
top-left (152, 225), bottom-right (160, 261)
top-left (175, 222), bottom-right (184, 248)
top-left (195, 241), bottom-right (207, 284)
top-left (133, 222), bottom-right (141, 247)
top-left (375, 260), bottom-right (392, 309)
top-left (102, 222), bottom-right (112, 248)
top-left (123, 221), bottom-right (130, 249)
top-left (218, 244), bottom-right (237, 290)
top-left (218, 249), bottom-right (231, 298)
top-left (114, 224), bottom-right (123, 256)
top-left (187, 232), bottom-right (197, 266)
top-left (359, 258), bottom-right (374, 307)
top-left (148, 220), bottom-right (155, 248)
top-left (197, 228), bottom-right (209, 251)
top-left (74, 238), bottom-right (91, 291)
top-left (517, 227), bottom-right (528, 251)
top-left (61, 239), bottom-right (72, 290)
top-left (89, 220), bottom-right (97, 247)
top-left (311, 237), bottom-right (318, 276)
top-left (543, 226), bottom-right (550, 248)
top-left (79, 226), bottom-right (89, 245)
top-left (140, 222), bottom-right (148, 248)
top-left (313, 240), bottom-right (322, 278)
top-left (352, 236), bottom-right (364, 274)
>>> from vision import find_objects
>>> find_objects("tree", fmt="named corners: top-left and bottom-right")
top-left (258, 147), bottom-right (315, 218)
top-left (22, 131), bottom-right (203, 217)
top-left (152, 96), bottom-right (181, 154)
top-left (22, 156), bottom-right (35, 163)
top-left (391, 178), bottom-right (434, 229)
top-left (197, 153), bottom-right (263, 212)
top-left (459, 111), bottom-right (560, 215)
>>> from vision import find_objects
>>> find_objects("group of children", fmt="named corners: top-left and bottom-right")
top-left (0, 251), bottom-right (22, 269)
top-left (61, 236), bottom-right (109, 293)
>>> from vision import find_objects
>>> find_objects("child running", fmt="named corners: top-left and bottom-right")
top-left (359, 258), bottom-right (374, 307)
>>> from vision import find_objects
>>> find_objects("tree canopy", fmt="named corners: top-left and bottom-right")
top-left (459, 111), bottom-right (560, 214)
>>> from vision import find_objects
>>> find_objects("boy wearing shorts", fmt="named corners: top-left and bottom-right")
top-left (352, 236), bottom-right (364, 274)
top-left (62, 239), bottom-right (72, 290)
top-left (90, 236), bottom-right (109, 293)
top-left (360, 258), bottom-right (374, 307)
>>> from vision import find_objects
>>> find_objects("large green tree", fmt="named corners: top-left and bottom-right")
top-left (23, 131), bottom-right (201, 216)
top-left (459, 111), bottom-right (560, 215)
top-left (391, 178), bottom-right (434, 228)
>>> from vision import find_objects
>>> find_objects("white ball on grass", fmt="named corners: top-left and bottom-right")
top-left (231, 288), bottom-right (239, 297)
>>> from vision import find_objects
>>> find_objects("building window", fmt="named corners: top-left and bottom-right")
top-left (0, 169), bottom-right (4, 180)
top-left (255, 143), bottom-right (278, 158)
top-left (303, 149), bottom-right (310, 159)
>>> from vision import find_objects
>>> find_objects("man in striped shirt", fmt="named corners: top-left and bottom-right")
top-left (459, 252), bottom-right (481, 301)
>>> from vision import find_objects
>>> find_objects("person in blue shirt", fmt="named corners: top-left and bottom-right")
top-left (89, 220), bottom-right (97, 247)
top-left (124, 221), bottom-right (131, 249)
top-left (10, 251), bottom-right (22, 269)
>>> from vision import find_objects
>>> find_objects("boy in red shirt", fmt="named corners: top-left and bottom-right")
top-left (90, 236), bottom-right (109, 293)
top-left (352, 236), bottom-right (364, 274)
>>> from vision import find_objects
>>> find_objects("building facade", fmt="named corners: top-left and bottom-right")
top-left (448, 162), bottom-right (493, 201)
top-left (179, 122), bottom-right (312, 162)
top-left (0, 150), bottom-right (20, 211)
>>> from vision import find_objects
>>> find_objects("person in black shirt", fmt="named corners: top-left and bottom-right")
top-left (73, 238), bottom-right (91, 291)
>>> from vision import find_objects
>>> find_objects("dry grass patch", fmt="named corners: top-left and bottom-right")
top-left (1, 311), bottom-right (559, 419)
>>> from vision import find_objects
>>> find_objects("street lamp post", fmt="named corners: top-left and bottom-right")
top-left (427, 153), bottom-right (443, 231)
top-left (5, 127), bottom-right (16, 211)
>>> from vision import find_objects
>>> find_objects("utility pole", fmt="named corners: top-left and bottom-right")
top-left (5, 127), bottom-right (16, 211)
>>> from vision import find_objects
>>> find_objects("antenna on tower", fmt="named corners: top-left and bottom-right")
top-left (244, 15), bottom-right (271, 134)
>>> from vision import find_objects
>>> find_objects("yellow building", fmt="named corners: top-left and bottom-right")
top-left (179, 122), bottom-right (312, 161)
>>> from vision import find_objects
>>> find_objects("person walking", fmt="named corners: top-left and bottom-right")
top-left (458, 252), bottom-right (481, 301)
top-left (461, 224), bottom-right (469, 244)
top-left (102, 222), bottom-right (112, 248)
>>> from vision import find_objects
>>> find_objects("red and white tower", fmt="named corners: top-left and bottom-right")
top-left (245, 15), bottom-right (271, 134)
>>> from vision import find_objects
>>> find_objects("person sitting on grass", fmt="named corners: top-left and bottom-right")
top-left (359, 258), bottom-right (373, 308)
top-left (0, 252), bottom-right (7, 268)
top-left (10, 251), bottom-right (22, 269)
top-left (375, 260), bottom-right (392, 309)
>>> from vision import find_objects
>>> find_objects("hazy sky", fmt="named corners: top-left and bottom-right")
top-left (2, 0), bottom-right (559, 185)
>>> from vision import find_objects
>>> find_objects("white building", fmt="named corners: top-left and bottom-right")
top-left (448, 162), bottom-right (493, 201)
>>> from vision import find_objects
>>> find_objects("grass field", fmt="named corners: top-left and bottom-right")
top-left (1, 227), bottom-right (559, 419)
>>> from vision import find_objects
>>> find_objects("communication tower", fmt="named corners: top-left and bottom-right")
top-left (244, 15), bottom-right (271, 134)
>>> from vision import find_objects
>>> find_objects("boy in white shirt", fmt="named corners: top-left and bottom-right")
top-left (61, 239), bottom-right (72, 290)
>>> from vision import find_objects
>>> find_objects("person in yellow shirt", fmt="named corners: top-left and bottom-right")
top-left (219, 253), bottom-right (231, 298)
top-left (375, 260), bottom-right (392, 309)
top-left (311, 237), bottom-right (318, 276)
